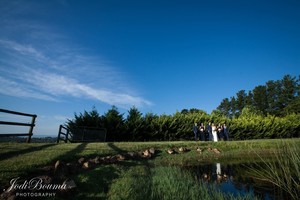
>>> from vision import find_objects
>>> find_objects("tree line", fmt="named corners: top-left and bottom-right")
top-left (67, 106), bottom-right (210, 142)
top-left (217, 74), bottom-right (300, 117)
top-left (66, 74), bottom-right (300, 141)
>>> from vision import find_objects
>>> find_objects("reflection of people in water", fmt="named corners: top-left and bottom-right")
top-left (196, 163), bottom-right (233, 184)
top-left (194, 163), bottom-right (279, 199)
top-left (216, 163), bottom-right (222, 183)
top-left (216, 163), bottom-right (221, 175)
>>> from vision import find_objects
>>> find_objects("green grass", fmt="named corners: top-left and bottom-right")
top-left (73, 164), bottom-right (122, 199)
top-left (0, 139), bottom-right (299, 199)
top-left (247, 141), bottom-right (300, 200)
top-left (108, 165), bottom-right (257, 200)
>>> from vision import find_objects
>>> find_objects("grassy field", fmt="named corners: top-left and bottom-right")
top-left (0, 139), bottom-right (299, 199)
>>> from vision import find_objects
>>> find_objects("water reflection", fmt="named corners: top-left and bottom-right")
top-left (187, 163), bottom-right (289, 200)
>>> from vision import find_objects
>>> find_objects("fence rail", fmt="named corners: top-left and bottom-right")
top-left (57, 125), bottom-right (72, 143)
top-left (0, 108), bottom-right (37, 143)
top-left (57, 125), bottom-right (107, 143)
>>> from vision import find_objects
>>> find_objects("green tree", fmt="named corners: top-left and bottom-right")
top-left (66, 107), bottom-right (104, 141)
top-left (67, 107), bottom-right (103, 129)
top-left (236, 90), bottom-right (247, 115)
top-left (278, 75), bottom-right (298, 113)
top-left (253, 85), bottom-right (268, 114)
top-left (180, 109), bottom-right (189, 114)
top-left (284, 96), bottom-right (300, 114)
top-left (240, 105), bottom-right (263, 117)
top-left (188, 108), bottom-right (207, 114)
top-left (143, 112), bottom-right (159, 140)
top-left (210, 109), bottom-right (226, 124)
top-left (125, 107), bottom-right (144, 141)
top-left (103, 106), bottom-right (125, 141)
top-left (217, 98), bottom-right (231, 117)
top-left (245, 91), bottom-right (254, 106)
top-left (266, 80), bottom-right (281, 115)
top-left (230, 96), bottom-right (237, 117)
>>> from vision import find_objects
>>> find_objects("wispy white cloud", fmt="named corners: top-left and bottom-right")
top-left (0, 1), bottom-right (152, 109)
top-left (0, 39), bottom-right (152, 108)
top-left (0, 76), bottom-right (57, 101)
top-left (25, 70), bottom-right (152, 107)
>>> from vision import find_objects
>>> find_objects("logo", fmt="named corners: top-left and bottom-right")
top-left (3, 177), bottom-right (71, 198)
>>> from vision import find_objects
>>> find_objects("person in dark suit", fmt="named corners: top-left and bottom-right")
top-left (217, 123), bottom-right (224, 141)
top-left (193, 123), bottom-right (199, 141)
top-left (223, 123), bottom-right (229, 141)
top-left (199, 123), bottom-right (205, 141)
top-left (206, 122), bottom-right (212, 141)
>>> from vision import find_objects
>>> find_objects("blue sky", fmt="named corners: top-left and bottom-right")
top-left (0, 0), bottom-right (299, 136)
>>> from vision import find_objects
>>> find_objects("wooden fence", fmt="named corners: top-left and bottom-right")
top-left (57, 125), bottom-right (72, 143)
top-left (0, 108), bottom-right (37, 143)
top-left (57, 125), bottom-right (107, 143)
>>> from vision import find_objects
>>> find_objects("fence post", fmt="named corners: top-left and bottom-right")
top-left (65, 127), bottom-right (69, 143)
top-left (26, 115), bottom-right (37, 143)
top-left (57, 125), bottom-right (62, 143)
top-left (82, 128), bottom-right (85, 141)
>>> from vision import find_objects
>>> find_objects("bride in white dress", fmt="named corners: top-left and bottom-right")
top-left (212, 123), bottom-right (218, 142)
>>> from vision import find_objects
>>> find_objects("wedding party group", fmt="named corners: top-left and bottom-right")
top-left (193, 122), bottom-right (229, 142)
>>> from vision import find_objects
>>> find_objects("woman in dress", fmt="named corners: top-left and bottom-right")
top-left (212, 123), bottom-right (218, 142)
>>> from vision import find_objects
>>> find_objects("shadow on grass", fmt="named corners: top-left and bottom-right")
top-left (71, 165), bottom-right (121, 200)
top-left (107, 142), bottom-right (126, 153)
top-left (59, 143), bottom-right (132, 199)
top-left (0, 143), bottom-right (89, 176)
top-left (0, 143), bottom-right (56, 162)
top-left (52, 143), bottom-right (88, 163)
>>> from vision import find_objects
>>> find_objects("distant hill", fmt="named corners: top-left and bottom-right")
top-left (0, 136), bottom-right (57, 143)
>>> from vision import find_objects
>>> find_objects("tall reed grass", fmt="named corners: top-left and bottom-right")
top-left (248, 141), bottom-right (300, 200)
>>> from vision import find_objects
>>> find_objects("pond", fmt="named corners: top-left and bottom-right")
top-left (186, 162), bottom-right (289, 200)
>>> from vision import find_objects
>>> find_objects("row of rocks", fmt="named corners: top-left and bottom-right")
top-left (196, 147), bottom-right (221, 154)
top-left (52, 148), bottom-right (157, 179)
top-left (167, 147), bottom-right (221, 154)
